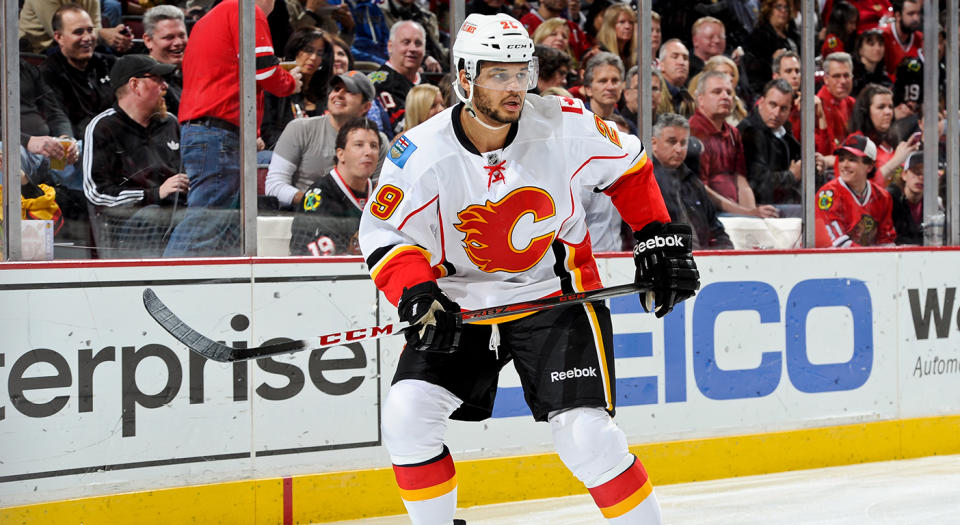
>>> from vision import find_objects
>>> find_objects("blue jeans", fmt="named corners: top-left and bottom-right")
top-left (163, 124), bottom-right (242, 257)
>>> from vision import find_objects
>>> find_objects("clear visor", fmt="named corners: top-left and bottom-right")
top-left (471, 58), bottom-right (539, 91)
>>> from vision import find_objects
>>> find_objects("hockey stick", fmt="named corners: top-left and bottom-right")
top-left (143, 282), bottom-right (648, 363)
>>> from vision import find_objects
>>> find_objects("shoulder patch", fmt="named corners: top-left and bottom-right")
top-left (817, 189), bottom-right (834, 210)
top-left (368, 71), bottom-right (388, 84)
top-left (826, 36), bottom-right (838, 49)
top-left (389, 134), bottom-right (417, 168)
top-left (558, 96), bottom-right (584, 114)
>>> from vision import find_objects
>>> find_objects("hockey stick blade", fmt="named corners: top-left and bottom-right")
top-left (143, 283), bottom-right (650, 363)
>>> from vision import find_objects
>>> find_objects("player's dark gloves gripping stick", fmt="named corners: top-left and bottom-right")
top-left (398, 281), bottom-right (463, 352)
top-left (633, 222), bottom-right (701, 318)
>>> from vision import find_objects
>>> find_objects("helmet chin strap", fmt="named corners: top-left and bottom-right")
top-left (454, 78), bottom-right (510, 131)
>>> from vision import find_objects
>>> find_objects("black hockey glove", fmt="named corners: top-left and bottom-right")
top-left (633, 222), bottom-right (701, 318)
top-left (397, 281), bottom-right (463, 353)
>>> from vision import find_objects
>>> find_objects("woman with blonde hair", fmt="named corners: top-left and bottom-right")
top-left (595, 4), bottom-right (637, 71)
top-left (687, 55), bottom-right (749, 125)
top-left (650, 68), bottom-right (676, 124)
top-left (532, 18), bottom-right (576, 64)
top-left (402, 84), bottom-right (445, 133)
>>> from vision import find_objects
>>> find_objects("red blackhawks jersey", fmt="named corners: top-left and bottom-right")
top-left (358, 94), bottom-right (669, 309)
top-left (815, 177), bottom-right (896, 247)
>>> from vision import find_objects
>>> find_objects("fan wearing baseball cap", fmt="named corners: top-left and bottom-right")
top-left (886, 150), bottom-right (932, 244)
top-left (815, 133), bottom-right (897, 247)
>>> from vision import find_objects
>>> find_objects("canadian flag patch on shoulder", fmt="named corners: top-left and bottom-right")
top-left (558, 96), bottom-right (584, 114)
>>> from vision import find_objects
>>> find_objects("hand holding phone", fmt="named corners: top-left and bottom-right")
top-left (909, 131), bottom-right (922, 146)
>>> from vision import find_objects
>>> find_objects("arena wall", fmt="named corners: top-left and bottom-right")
top-left (2, 248), bottom-right (959, 523)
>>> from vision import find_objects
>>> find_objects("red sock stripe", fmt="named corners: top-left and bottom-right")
top-left (393, 449), bottom-right (456, 491)
top-left (588, 457), bottom-right (649, 509)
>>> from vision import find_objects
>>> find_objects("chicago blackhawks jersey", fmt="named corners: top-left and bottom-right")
top-left (815, 176), bottom-right (897, 247)
top-left (289, 169), bottom-right (371, 256)
top-left (367, 63), bottom-right (418, 135)
top-left (358, 94), bottom-right (669, 309)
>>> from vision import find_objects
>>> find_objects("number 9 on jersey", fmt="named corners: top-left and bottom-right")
top-left (370, 184), bottom-right (404, 220)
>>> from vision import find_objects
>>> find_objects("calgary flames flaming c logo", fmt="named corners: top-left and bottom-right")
top-left (455, 187), bottom-right (557, 273)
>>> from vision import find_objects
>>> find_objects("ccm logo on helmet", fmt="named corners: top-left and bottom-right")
top-left (505, 44), bottom-right (528, 49)
top-left (551, 366), bottom-right (598, 382)
top-left (634, 234), bottom-right (685, 254)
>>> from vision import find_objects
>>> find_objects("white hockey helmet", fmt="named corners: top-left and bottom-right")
top-left (453, 13), bottom-right (537, 87)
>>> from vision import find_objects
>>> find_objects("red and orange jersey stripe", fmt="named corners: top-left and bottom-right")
top-left (557, 236), bottom-right (603, 293)
top-left (588, 457), bottom-right (654, 519)
top-left (393, 450), bottom-right (457, 502)
top-left (604, 152), bottom-right (671, 232)
top-left (368, 245), bottom-right (435, 306)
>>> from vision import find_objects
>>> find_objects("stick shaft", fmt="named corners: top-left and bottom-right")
top-left (144, 283), bottom-right (647, 362)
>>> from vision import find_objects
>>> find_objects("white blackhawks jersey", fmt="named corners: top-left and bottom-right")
top-left (359, 94), bottom-right (668, 310)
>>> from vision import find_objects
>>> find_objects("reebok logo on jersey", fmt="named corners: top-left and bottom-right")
top-left (551, 366), bottom-right (598, 382)
top-left (633, 234), bottom-right (684, 254)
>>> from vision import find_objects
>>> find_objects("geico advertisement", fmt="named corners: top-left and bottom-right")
top-left (460, 253), bottom-right (901, 450)
top-left (897, 251), bottom-right (960, 417)
top-left (0, 267), bottom-right (383, 503)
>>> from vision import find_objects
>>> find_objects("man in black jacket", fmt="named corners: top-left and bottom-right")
top-left (738, 78), bottom-right (803, 204)
top-left (83, 55), bottom-right (188, 257)
top-left (40, 5), bottom-right (116, 140)
top-left (887, 150), bottom-right (925, 245)
top-left (651, 113), bottom-right (733, 250)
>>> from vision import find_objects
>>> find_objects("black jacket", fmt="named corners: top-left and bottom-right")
top-left (40, 49), bottom-right (116, 138)
top-left (289, 171), bottom-right (367, 255)
top-left (83, 103), bottom-right (184, 209)
top-left (852, 60), bottom-right (892, 98)
top-left (744, 21), bottom-right (801, 95)
top-left (738, 106), bottom-right (802, 204)
top-left (652, 157), bottom-right (733, 250)
top-left (887, 184), bottom-right (923, 245)
top-left (17, 58), bottom-right (73, 144)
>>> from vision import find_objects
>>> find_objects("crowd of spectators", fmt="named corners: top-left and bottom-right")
top-left (7, 0), bottom-right (952, 259)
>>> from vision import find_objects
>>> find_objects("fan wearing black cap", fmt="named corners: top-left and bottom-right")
top-left (815, 133), bottom-right (897, 247)
top-left (887, 150), bottom-right (932, 245)
top-left (82, 54), bottom-right (188, 255)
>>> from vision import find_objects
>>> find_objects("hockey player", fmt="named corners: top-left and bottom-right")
top-left (358, 13), bottom-right (699, 524)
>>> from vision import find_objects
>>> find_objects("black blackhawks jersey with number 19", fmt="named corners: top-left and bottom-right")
top-left (367, 64), bottom-right (417, 135)
top-left (289, 169), bottom-right (371, 256)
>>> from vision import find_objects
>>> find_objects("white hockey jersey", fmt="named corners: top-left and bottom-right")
top-left (359, 94), bottom-right (669, 310)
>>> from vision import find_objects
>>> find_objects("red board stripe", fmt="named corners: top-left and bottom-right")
top-left (283, 477), bottom-right (293, 525)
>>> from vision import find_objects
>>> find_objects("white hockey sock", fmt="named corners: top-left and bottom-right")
top-left (588, 457), bottom-right (661, 524)
top-left (393, 447), bottom-right (458, 525)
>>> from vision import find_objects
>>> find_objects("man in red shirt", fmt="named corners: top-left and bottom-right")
top-left (689, 71), bottom-right (750, 204)
top-left (164, 0), bottom-right (301, 256)
top-left (816, 133), bottom-right (897, 247)
top-left (881, 0), bottom-right (923, 81)
top-left (815, 52), bottom-right (856, 160)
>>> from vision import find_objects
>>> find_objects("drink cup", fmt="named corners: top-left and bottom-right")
top-left (49, 138), bottom-right (75, 171)
top-left (280, 61), bottom-right (298, 71)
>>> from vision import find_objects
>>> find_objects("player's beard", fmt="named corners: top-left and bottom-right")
top-left (472, 85), bottom-right (522, 125)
